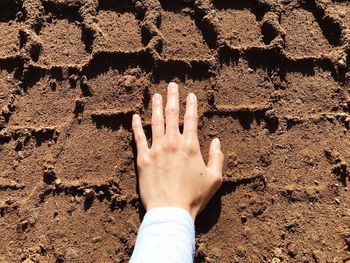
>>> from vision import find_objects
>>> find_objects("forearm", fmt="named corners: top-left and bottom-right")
top-left (130, 207), bottom-right (195, 263)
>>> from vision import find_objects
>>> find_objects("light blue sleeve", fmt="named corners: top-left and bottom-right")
top-left (129, 207), bottom-right (195, 263)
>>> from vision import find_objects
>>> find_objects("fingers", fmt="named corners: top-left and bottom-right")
top-left (151, 93), bottom-right (164, 144)
top-left (183, 93), bottom-right (198, 139)
top-left (207, 138), bottom-right (224, 182)
top-left (132, 114), bottom-right (148, 153)
top-left (165, 82), bottom-right (180, 137)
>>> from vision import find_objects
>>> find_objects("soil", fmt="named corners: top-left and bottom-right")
top-left (1, 0), bottom-right (350, 262)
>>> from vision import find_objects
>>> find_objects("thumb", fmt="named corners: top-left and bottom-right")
top-left (207, 138), bottom-right (224, 180)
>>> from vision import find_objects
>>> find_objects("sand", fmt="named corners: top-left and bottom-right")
top-left (1, 0), bottom-right (350, 262)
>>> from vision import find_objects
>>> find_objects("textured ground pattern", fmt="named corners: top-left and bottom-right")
top-left (1, 0), bottom-right (350, 262)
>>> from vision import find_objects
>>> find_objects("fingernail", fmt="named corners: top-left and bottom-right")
top-left (168, 82), bottom-right (178, 93)
top-left (214, 138), bottom-right (220, 150)
top-left (188, 93), bottom-right (196, 102)
top-left (133, 114), bottom-right (139, 124)
top-left (153, 93), bottom-right (161, 104)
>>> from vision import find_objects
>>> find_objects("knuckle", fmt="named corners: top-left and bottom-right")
top-left (166, 106), bottom-right (179, 115)
top-left (185, 112), bottom-right (197, 122)
top-left (166, 144), bottom-right (178, 153)
top-left (137, 155), bottom-right (151, 167)
top-left (165, 138), bottom-right (178, 152)
top-left (151, 117), bottom-right (162, 127)
top-left (183, 139), bottom-right (199, 155)
top-left (150, 150), bottom-right (157, 159)
top-left (135, 133), bottom-right (143, 142)
top-left (150, 146), bottom-right (160, 158)
top-left (213, 173), bottom-right (223, 187)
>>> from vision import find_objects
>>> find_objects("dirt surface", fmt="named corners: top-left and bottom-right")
top-left (1, 0), bottom-right (350, 262)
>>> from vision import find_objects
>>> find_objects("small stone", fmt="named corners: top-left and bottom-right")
top-left (335, 198), bottom-right (341, 205)
top-left (338, 10), bottom-right (347, 18)
top-left (84, 189), bottom-right (95, 199)
top-left (226, 153), bottom-right (239, 170)
top-left (339, 58), bottom-right (346, 67)
top-left (107, 215), bottom-right (115, 223)
top-left (65, 248), bottom-right (80, 260)
top-left (345, 117), bottom-right (350, 126)
top-left (121, 75), bottom-right (136, 89)
top-left (19, 220), bottom-right (29, 231)
top-left (127, 218), bottom-right (138, 233)
top-left (91, 236), bottom-right (102, 243)
top-left (74, 196), bottom-right (82, 203)
top-left (54, 178), bottom-right (61, 186)
top-left (15, 11), bottom-right (23, 20)
top-left (80, 75), bottom-right (87, 84)
top-left (273, 247), bottom-right (283, 257)
top-left (46, 13), bottom-right (53, 23)
top-left (211, 247), bottom-right (222, 258)
top-left (13, 160), bottom-right (19, 168)
top-left (2, 105), bottom-right (9, 114)
top-left (314, 180), bottom-right (319, 185)
top-left (17, 151), bottom-right (24, 159)
top-left (23, 259), bottom-right (35, 263)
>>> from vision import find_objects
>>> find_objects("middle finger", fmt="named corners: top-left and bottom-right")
top-left (165, 82), bottom-right (180, 137)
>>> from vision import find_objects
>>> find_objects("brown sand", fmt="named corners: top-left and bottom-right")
top-left (1, 0), bottom-right (350, 262)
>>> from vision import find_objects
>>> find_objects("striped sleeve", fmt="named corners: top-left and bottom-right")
top-left (129, 207), bottom-right (195, 263)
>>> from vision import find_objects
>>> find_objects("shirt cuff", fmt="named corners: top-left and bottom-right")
top-left (139, 206), bottom-right (195, 234)
top-left (130, 207), bottom-right (195, 263)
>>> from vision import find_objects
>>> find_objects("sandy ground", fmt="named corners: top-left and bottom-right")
top-left (1, 0), bottom-right (350, 262)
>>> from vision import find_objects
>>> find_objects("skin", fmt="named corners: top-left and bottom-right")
top-left (132, 82), bottom-right (224, 220)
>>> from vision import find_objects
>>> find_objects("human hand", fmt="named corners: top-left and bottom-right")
top-left (132, 82), bottom-right (224, 220)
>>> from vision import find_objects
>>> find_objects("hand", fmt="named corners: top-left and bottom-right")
top-left (132, 82), bottom-right (224, 220)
